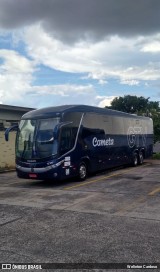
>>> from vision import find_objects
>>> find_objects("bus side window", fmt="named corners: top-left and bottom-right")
top-left (59, 127), bottom-right (75, 155)
top-left (82, 128), bottom-right (105, 139)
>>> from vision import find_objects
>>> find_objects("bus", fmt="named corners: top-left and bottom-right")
top-left (5, 105), bottom-right (153, 181)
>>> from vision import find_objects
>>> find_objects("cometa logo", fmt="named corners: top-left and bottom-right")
top-left (92, 137), bottom-right (114, 147)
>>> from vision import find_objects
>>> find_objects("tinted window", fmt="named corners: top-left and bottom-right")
top-left (82, 128), bottom-right (105, 139)
top-left (59, 112), bottom-right (83, 155)
top-left (82, 113), bottom-right (112, 134)
top-left (59, 126), bottom-right (77, 155)
top-left (63, 112), bottom-right (82, 126)
top-left (112, 116), bottom-right (124, 134)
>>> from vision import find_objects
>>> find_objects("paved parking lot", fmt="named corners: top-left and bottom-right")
top-left (0, 160), bottom-right (160, 270)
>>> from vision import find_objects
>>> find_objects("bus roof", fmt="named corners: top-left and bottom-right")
top-left (22, 104), bottom-right (151, 120)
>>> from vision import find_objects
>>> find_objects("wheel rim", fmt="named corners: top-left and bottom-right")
top-left (139, 153), bottom-right (143, 164)
top-left (79, 164), bottom-right (86, 179)
top-left (134, 154), bottom-right (138, 166)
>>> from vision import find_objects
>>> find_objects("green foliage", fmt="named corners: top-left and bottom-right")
top-left (152, 113), bottom-right (160, 142)
top-left (152, 153), bottom-right (160, 160)
top-left (148, 101), bottom-right (160, 111)
top-left (106, 95), bottom-right (160, 142)
top-left (108, 95), bottom-right (151, 113)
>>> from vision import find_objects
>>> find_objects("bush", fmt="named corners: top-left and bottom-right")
top-left (153, 153), bottom-right (160, 159)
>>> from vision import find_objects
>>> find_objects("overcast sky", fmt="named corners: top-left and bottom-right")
top-left (0, 0), bottom-right (160, 108)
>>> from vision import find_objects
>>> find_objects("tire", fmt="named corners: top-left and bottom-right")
top-left (132, 152), bottom-right (138, 167)
top-left (78, 162), bottom-right (87, 181)
top-left (138, 151), bottom-right (144, 165)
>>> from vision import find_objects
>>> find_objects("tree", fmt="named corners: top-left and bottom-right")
top-left (150, 110), bottom-right (160, 142)
top-left (108, 95), bottom-right (150, 114)
top-left (106, 95), bottom-right (160, 142)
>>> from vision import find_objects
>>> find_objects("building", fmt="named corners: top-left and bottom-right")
top-left (0, 104), bottom-right (34, 169)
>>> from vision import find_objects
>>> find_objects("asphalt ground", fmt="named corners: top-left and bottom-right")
top-left (0, 160), bottom-right (160, 272)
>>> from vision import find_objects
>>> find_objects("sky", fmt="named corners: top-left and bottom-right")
top-left (0, 0), bottom-right (160, 109)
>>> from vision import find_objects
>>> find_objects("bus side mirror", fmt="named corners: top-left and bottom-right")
top-left (5, 125), bottom-right (18, 141)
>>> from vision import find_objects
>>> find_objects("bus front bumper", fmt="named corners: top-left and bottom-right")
top-left (16, 163), bottom-right (62, 180)
top-left (16, 162), bottom-right (77, 180)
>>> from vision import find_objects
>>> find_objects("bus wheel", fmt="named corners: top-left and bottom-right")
top-left (138, 151), bottom-right (144, 165)
top-left (132, 152), bottom-right (138, 167)
top-left (78, 162), bottom-right (87, 181)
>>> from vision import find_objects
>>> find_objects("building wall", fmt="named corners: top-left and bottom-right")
top-left (0, 131), bottom-right (16, 169)
top-left (0, 104), bottom-right (34, 169)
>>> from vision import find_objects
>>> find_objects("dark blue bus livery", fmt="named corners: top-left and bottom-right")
top-left (5, 105), bottom-right (153, 181)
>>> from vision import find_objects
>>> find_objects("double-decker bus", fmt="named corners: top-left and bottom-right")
top-left (5, 105), bottom-right (153, 181)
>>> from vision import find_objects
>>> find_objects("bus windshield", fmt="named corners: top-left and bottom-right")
top-left (16, 118), bottom-right (60, 159)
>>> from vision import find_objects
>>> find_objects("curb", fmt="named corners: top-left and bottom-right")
top-left (0, 169), bottom-right (15, 174)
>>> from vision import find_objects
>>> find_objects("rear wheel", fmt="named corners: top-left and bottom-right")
top-left (138, 151), bottom-right (144, 165)
top-left (78, 162), bottom-right (87, 181)
top-left (132, 152), bottom-right (138, 167)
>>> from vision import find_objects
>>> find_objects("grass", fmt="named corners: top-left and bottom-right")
top-left (153, 153), bottom-right (160, 160)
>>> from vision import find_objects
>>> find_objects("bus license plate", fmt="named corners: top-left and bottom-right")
top-left (29, 173), bottom-right (37, 178)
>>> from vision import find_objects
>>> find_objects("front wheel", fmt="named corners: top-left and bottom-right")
top-left (78, 162), bottom-right (87, 181)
